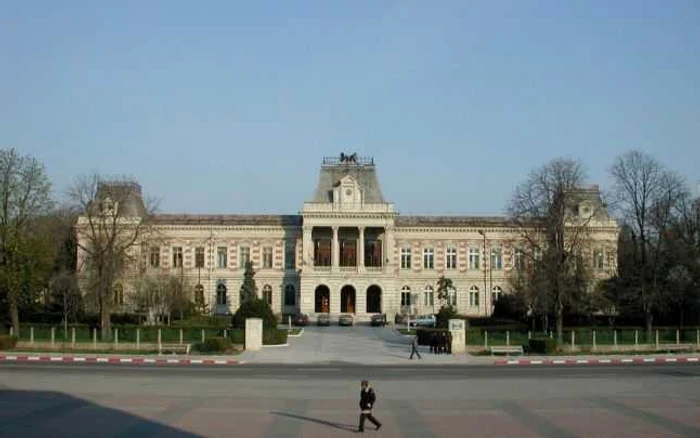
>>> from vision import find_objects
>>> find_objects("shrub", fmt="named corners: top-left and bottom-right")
top-left (231, 299), bottom-right (278, 330)
top-left (415, 328), bottom-right (448, 346)
top-left (528, 338), bottom-right (558, 354)
top-left (194, 336), bottom-right (232, 353)
top-left (263, 329), bottom-right (288, 345)
top-left (436, 306), bottom-right (460, 329)
top-left (0, 335), bottom-right (18, 350)
top-left (172, 316), bottom-right (230, 328)
top-left (229, 329), bottom-right (245, 344)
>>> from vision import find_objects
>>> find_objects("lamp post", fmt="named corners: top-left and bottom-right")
top-left (478, 230), bottom-right (488, 317)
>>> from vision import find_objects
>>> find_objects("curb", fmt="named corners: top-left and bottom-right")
top-left (0, 354), bottom-right (244, 366)
top-left (494, 356), bottom-right (700, 366)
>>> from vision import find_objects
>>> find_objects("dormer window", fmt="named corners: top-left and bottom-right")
top-left (579, 202), bottom-right (592, 217)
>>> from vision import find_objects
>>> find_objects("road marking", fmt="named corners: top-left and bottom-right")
top-left (119, 358), bottom-right (132, 363)
top-left (665, 358), bottom-right (677, 362)
top-left (97, 357), bottom-right (108, 363)
top-left (74, 357), bottom-right (86, 362)
top-left (28, 356), bottom-right (40, 361)
top-left (530, 361), bottom-right (543, 364)
top-left (688, 358), bottom-right (699, 362)
top-left (599, 359), bottom-right (611, 363)
top-left (50, 356), bottom-right (62, 362)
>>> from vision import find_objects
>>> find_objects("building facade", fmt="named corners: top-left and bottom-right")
top-left (76, 155), bottom-right (619, 321)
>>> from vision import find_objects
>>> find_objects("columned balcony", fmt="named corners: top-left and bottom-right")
top-left (306, 225), bottom-right (387, 273)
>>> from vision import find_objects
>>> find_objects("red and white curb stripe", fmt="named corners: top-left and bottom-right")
top-left (495, 356), bottom-right (700, 365)
top-left (0, 355), bottom-right (243, 366)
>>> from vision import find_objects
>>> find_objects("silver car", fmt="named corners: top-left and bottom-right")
top-left (338, 313), bottom-right (354, 326)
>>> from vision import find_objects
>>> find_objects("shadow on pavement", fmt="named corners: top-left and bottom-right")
top-left (0, 389), bottom-right (202, 438)
top-left (271, 411), bottom-right (357, 432)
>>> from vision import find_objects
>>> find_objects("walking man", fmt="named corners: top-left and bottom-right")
top-left (410, 334), bottom-right (422, 360)
top-left (358, 380), bottom-right (382, 433)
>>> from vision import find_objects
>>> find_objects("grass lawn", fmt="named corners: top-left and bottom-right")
top-left (288, 328), bottom-right (302, 336)
top-left (397, 329), bottom-right (417, 335)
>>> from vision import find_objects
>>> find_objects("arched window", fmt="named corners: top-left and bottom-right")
top-left (262, 284), bottom-right (272, 305)
top-left (447, 287), bottom-right (457, 307)
top-left (423, 286), bottom-right (434, 307)
top-left (113, 283), bottom-right (124, 306)
top-left (491, 285), bottom-right (502, 305)
top-left (284, 285), bottom-right (296, 306)
top-left (216, 283), bottom-right (227, 305)
top-left (469, 286), bottom-right (480, 308)
top-left (401, 286), bottom-right (412, 306)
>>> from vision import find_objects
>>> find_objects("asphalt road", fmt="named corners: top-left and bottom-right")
top-left (1, 362), bottom-right (700, 437)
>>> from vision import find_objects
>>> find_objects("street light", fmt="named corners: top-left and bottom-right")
top-left (477, 230), bottom-right (488, 317)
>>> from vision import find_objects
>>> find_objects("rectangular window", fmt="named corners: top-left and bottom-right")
top-left (469, 248), bottom-right (480, 270)
top-left (400, 248), bottom-right (412, 269)
top-left (195, 247), bottom-right (205, 268)
top-left (401, 291), bottom-right (412, 306)
top-left (149, 247), bottom-right (160, 268)
top-left (263, 247), bottom-right (273, 269)
top-left (364, 239), bottom-right (383, 267)
top-left (314, 239), bottom-right (331, 267)
top-left (239, 246), bottom-right (250, 268)
top-left (339, 240), bottom-right (357, 267)
top-left (423, 248), bottom-right (434, 269)
top-left (446, 246), bottom-right (457, 269)
top-left (172, 247), bottom-right (183, 268)
top-left (217, 247), bottom-right (228, 268)
top-left (491, 246), bottom-right (503, 270)
top-left (285, 241), bottom-right (296, 270)
top-left (594, 249), bottom-right (605, 269)
top-left (514, 248), bottom-right (524, 271)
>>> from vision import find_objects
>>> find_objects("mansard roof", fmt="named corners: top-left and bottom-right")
top-left (311, 155), bottom-right (385, 203)
top-left (149, 214), bottom-right (302, 226)
top-left (395, 216), bottom-right (509, 228)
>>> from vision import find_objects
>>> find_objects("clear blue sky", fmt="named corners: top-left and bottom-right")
top-left (3, 1), bottom-right (699, 215)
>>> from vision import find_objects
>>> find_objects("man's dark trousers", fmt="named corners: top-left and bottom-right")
top-left (359, 412), bottom-right (381, 432)
top-left (410, 344), bottom-right (421, 359)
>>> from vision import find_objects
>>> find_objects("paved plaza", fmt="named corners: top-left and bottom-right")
top-left (2, 360), bottom-right (700, 437)
top-left (239, 324), bottom-right (473, 365)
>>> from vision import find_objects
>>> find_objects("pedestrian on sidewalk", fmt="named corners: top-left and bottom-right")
top-left (358, 380), bottom-right (382, 433)
top-left (410, 334), bottom-right (422, 360)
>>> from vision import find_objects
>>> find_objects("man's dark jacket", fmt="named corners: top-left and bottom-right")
top-left (359, 387), bottom-right (376, 410)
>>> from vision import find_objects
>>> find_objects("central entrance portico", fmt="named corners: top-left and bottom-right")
top-left (299, 154), bottom-right (397, 320)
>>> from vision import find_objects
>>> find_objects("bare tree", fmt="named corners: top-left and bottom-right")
top-left (0, 149), bottom-right (53, 334)
top-left (609, 150), bottom-right (686, 338)
top-left (508, 157), bottom-right (599, 343)
top-left (70, 175), bottom-right (156, 339)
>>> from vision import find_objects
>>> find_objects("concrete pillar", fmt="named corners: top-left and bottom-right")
top-left (528, 331), bottom-right (532, 340)
top-left (592, 330), bottom-right (597, 351)
top-left (655, 330), bottom-right (659, 349)
top-left (30, 327), bottom-right (34, 345)
top-left (92, 328), bottom-right (96, 348)
top-left (245, 318), bottom-right (263, 351)
top-left (358, 226), bottom-right (365, 272)
top-left (676, 329), bottom-right (680, 345)
top-left (72, 327), bottom-right (76, 347)
top-left (114, 328), bottom-right (119, 346)
top-left (136, 329), bottom-right (140, 350)
top-left (506, 331), bottom-right (510, 347)
top-left (697, 329), bottom-right (699, 348)
top-left (635, 330), bottom-right (638, 347)
top-left (180, 329), bottom-right (184, 345)
top-left (51, 327), bottom-right (55, 347)
top-left (571, 331), bottom-right (575, 350)
top-left (224, 329), bottom-right (228, 338)
top-left (613, 330), bottom-right (617, 348)
top-left (449, 319), bottom-right (466, 353)
top-left (332, 226), bottom-right (339, 271)
top-left (484, 330), bottom-right (488, 348)
top-left (201, 329), bottom-right (205, 343)
top-left (158, 329), bottom-right (162, 349)
top-left (9, 326), bottom-right (13, 337)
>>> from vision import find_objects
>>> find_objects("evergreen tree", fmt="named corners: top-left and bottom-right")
top-left (239, 261), bottom-right (258, 302)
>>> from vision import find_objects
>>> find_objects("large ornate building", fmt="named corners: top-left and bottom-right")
top-left (77, 154), bottom-right (619, 321)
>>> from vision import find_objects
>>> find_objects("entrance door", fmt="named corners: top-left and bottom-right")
top-left (366, 285), bottom-right (382, 313)
top-left (315, 285), bottom-right (330, 313)
top-left (340, 285), bottom-right (356, 313)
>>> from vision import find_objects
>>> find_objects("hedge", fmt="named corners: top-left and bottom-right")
top-left (193, 337), bottom-right (232, 353)
top-left (528, 338), bottom-right (558, 354)
top-left (0, 335), bottom-right (18, 350)
top-left (263, 329), bottom-right (288, 345)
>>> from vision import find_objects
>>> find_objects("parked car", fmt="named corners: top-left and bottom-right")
top-left (293, 313), bottom-right (309, 326)
top-left (317, 313), bottom-right (331, 326)
top-left (371, 314), bottom-right (387, 327)
top-left (395, 313), bottom-right (409, 324)
top-left (338, 313), bottom-right (354, 326)
top-left (410, 314), bottom-right (437, 328)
